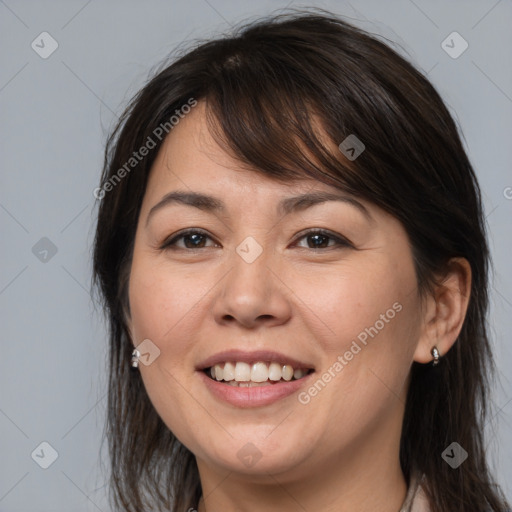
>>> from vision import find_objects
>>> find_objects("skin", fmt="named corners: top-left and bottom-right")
top-left (126, 100), bottom-right (471, 512)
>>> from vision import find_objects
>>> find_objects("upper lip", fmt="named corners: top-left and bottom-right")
top-left (196, 349), bottom-right (315, 371)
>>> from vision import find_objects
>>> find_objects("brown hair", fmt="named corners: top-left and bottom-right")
top-left (92, 8), bottom-right (510, 512)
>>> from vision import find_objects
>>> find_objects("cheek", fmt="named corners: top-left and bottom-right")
top-left (127, 256), bottom-right (211, 445)
top-left (292, 255), bottom-right (421, 429)
top-left (319, 256), bottom-right (420, 404)
top-left (128, 255), bottom-right (207, 348)
top-left (291, 253), bottom-right (419, 357)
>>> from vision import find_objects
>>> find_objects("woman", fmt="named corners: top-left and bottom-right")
top-left (92, 9), bottom-right (510, 512)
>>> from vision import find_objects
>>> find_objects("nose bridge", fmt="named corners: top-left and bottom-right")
top-left (229, 234), bottom-right (273, 303)
top-left (212, 234), bottom-right (291, 328)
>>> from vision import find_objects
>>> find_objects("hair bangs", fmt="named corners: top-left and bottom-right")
top-left (201, 50), bottom-right (362, 197)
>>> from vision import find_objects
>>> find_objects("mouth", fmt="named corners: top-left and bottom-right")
top-left (203, 361), bottom-right (315, 387)
top-left (196, 350), bottom-right (316, 407)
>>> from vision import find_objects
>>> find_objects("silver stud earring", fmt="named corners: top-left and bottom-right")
top-left (131, 349), bottom-right (140, 368)
top-left (431, 346), bottom-right (441, 366)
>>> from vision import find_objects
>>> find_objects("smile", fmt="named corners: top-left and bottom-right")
top-left (198, 363), bottom-right (314, 408)
top-left (205, 361), bottom-right (313, 386)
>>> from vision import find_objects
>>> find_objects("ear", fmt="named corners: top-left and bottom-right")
top-left (413, 257), bottom-right (472, 364)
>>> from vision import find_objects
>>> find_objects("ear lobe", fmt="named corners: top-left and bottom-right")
top-left (413, 257), bottom-right (472, 364)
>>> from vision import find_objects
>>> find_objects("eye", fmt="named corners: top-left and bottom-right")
top-left (292, 229), bottom-right (352, 250)
top-left (160, 229), bottom-right (218, 250)
top-left (159, 228), bottom-right (352, 251)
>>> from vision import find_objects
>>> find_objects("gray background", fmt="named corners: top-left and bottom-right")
top-left (1, 0), bottom-right (511, 510)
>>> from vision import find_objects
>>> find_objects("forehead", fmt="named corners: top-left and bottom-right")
top-left (147, 99), bottom-right (370, 204)
top-left (146, 101), bottom-right (328, 196)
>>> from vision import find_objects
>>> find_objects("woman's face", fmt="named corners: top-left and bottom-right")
top-left (127, 101), bottom-right (426, 482)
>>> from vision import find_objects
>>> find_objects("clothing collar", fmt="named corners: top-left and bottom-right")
top-left (399, 471), bottom-right (430, 512)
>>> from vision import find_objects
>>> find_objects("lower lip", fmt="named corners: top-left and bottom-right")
top-left (198, 371), bottom-right (314, 408)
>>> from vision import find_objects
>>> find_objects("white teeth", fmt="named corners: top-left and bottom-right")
top-left (223, 361), bottom-right (235, 381)
top-left (268, 362), bottom-right (282, 381)
top-left (234, 362), bottom-right (251, 382)
top-left (251, 362), bottom-right (269, 382)
top-left (208, 361), bottom-right (311, 384)
top-left (282, 365), bottom-right (294, 381)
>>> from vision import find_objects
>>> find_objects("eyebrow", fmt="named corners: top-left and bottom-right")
top-left (146, 190), bottom-right (372, 227)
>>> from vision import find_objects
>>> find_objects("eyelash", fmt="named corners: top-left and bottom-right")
top-left (159, 228), bottom-right (352, 251)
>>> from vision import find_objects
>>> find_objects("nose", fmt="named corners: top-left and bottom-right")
top-left (211, 245), bottom-right (292, 330)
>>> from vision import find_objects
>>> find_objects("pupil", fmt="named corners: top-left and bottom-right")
top-left (309, 234), bottom-right (328, 248)
top-left (185, 234), bottom-right (205, 248)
